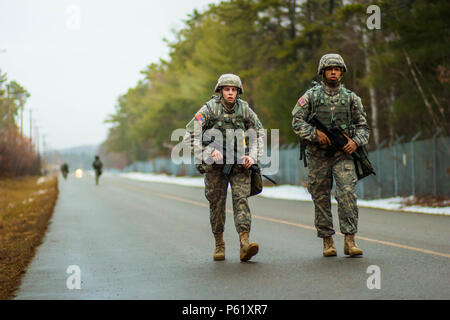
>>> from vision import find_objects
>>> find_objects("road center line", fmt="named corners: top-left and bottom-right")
top-left (118, 181), bottom-right (450, 259)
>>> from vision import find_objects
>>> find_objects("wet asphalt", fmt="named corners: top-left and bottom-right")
top-left (15, 173), bottom-right (450, 299)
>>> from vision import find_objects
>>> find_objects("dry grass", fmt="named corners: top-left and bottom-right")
top-left (403, 195), bottom-right (450, 208)
top-left (0, 175), bottom-right (58, 300)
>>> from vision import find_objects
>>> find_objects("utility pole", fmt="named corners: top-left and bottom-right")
top-left (6, 84), bottom-right (10, 131)
top-left (20, 95), bottom-right (24, 136)
top-left (6, 84), bottom-right (14, 146)
top-left (35, 122), bottom-right (39, 156)
top-left (29, 109), bottom-right (33, 152)
top-left (42, 134), bottom-right (47, 170)
top-left (29, 109), bottom-right (33, 142)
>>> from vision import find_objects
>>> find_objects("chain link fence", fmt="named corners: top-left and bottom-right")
top-left (124, 135), bottom-right (450, 199)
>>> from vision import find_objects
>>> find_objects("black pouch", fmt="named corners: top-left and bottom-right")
top-left (353, 146), bottom-right (375, 180)
top-left (250, 169), bottom-right (263, 196)
top-left (195, 164), bottom-right (205, 174)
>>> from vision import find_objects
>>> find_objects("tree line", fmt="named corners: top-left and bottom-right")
top-left (0, 69), bottom-right (40, 178)
top-left (103, 0), bottom-right (449, 166)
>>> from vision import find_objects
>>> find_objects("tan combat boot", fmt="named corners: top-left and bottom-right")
top-left (323, 236), bottom-right (337, 257)
top-left (239, 231), bottom-right (259, 262)
top-left (213, 233), bottom-right (225, 261)
top-left (344, 234), bottom-right (363, 256)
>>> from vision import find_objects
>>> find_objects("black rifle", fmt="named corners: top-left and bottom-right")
top-left (307, 114), bottom-right (376, 180)
top-left (202, 134), bottom-right (277, 185)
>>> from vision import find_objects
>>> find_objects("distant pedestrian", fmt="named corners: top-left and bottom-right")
top-left (60, 163), bottom-right (69, 180)
top-left (92, 155), bottom-right (103, 185)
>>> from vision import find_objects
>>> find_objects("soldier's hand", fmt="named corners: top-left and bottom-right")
top-left (211, 149), bottom-right (223, 162)
top-left (240, 156), bottom-right (255, 169)
top-left (317, 129), bottom-right (331, 145)
top-left (343, 135), bottom-right (357, 154)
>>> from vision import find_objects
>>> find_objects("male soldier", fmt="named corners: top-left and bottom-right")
top-left (184, 74), bottom-right (265, 262)
top-left (92, 155), bottom-right (103, 185)
top-left (291, 54), bottom-right (370, 257)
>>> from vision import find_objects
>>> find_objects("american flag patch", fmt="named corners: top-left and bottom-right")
top-left (195, 113), bottom-right (205, 124)
top-left (298, 97), bottom-right (307, 106)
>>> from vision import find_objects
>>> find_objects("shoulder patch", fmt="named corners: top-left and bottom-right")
top-left (195, 112), bottom-right (206, 125)
top-left (298, 95), bottom-right (308, 107)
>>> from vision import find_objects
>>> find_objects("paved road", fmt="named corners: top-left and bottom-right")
top-left (16, 173), bottom-right (450, 299)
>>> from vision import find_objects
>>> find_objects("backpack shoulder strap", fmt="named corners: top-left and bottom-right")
top-left (342, 88), bottom-right (354, 124)
top-left (205, 96), bottom-right (222, 117)
top-left (237, 98), bottom-right (250, 119)
top-left (309, 84), bottom-right (322, 114)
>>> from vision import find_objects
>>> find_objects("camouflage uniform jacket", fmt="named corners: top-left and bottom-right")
top-left (292, 82), bottom-right (369, 151)
top-left (184, 97), bottom-right (265, 164)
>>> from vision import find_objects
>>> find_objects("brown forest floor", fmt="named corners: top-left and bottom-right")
top-left (0, 175), bottom-right (58, 300)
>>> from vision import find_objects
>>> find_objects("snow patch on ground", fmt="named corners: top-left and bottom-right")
top-left (36, 177), bottom-right (49, 185)
top-left (32, 189), bottom-right (47, 196)
top-left (119, 172), bottom-right (450, 216)
top-left (120, 172), bottom-right (205, 188)
top-left (22, 198), bottom-right (34, 204)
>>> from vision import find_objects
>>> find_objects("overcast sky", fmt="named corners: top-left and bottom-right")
top-left (0, 0), bottom-right (220, 150)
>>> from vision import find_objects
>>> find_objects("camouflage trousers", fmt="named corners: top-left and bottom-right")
top-left (306, 148), bottom-right (359, 238)
top-left (204, 164), bottom-right (252, 234)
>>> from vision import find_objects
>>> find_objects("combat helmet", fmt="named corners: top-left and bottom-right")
top-left (317, 53), bottom-right (347, 76)
top-left (214, 74), bottom-right (244, 94)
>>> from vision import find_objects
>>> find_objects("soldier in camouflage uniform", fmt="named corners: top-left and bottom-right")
top-left (184, 74), bottom-right (265, 262)
top-left (92, 155), bottom-right (103, 186)
top-left (292, 54), bottom-right (370, 257)
top-left (60, 163), bottom-right (69, 180)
